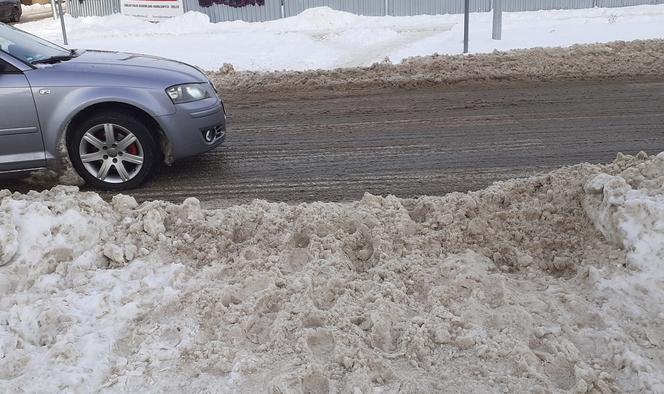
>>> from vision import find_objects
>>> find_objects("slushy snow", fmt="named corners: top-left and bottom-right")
top-left (2, 152), bottom-right (664, 392)
top-left (15, 4), bottom-right (664, 71)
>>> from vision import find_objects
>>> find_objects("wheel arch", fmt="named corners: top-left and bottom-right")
top-left (64, 101), bottom-right (171, 164)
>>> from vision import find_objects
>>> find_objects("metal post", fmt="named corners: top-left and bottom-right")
top-left (463, 0), bottom-right (469, 53)
top-left (492, 0), bottom-right (502, 40)
top-left (55, 0), bottom-right (68, 46)
top-left (384, 0), bottom-right (388, 16)
top-left (51, 0), bottom-right (57, 20)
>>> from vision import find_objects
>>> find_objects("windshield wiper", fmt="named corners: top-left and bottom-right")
top-left (31, 49), bottom-right (78, 65)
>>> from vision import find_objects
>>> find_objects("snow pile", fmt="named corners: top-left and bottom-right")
top-left (15, 4), bottom-right (664, 71)
top-left (209, 39), bottom-right (664, 92)
top-left (2, 153), bottom-right (664, 392)
top-left (0, 212), bottom-right (18, 266)
top-left (0, 189), bottom-right (184, 391)
top-left (582, 152), bottom-right (664, 392)
top-left (585, 152), bottom-right (664, 299)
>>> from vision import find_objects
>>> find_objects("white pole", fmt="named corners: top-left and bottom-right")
top-left (463, 0), bottom-right (469, 53)
top-left (55, 0), bottom-right (68, 46)
top-left (51, 0), bottom-right (57, 20)
top-left (492, 0), bottom-right (502, 40)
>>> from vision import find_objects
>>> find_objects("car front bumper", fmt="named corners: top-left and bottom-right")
top-left (156, 98), bottom-right (227, 160)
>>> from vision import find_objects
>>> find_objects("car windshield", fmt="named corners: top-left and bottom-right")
top-left (0, 22), bottom-right (72, 64)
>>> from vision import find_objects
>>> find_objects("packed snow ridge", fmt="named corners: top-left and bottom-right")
top-left (208, 39), bottom-right (664, 92)
top-left (16, 4), bottom-right (664, 71)
top-left (1, 152), bottom-right (664, 392)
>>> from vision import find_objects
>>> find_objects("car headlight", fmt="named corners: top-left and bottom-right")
top-left (166, 83), bottom-right (210, 104)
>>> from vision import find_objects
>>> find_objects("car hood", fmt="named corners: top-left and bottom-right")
top-left (25, 50), bottom-right (209, 88)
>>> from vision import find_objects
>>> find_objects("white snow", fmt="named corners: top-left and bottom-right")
top-left (14, 4), bottom-right (664, 71)
top-left (582, 152), bottom-right (664, 392)
top-left (584, 153), bottom-right (664, 301)
top-left (0, 212), bottom-right (18, 266)
top-left (0, 188), bottom-right (186, 391)
top-left (21, 3), bottom-right (53, 14)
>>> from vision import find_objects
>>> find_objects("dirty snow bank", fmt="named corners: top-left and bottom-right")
top-left (210, 39), bottom-right (664, 93)
top-left (582, 152), bottom-right (664, 391)
top-left (2, 153), bottom-right (664, 392)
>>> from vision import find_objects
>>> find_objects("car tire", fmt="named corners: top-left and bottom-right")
top-left (67, 111), bottom-right (161, 191)
top-left (10, 7), bottom-right (20, 23)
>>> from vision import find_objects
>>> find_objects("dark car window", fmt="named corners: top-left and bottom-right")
top-left (0, 58), bottom-right (20, 73)
top-left (0, 22), bottom-right (70, 64)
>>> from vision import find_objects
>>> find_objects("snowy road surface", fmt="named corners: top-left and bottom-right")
top-left (123, 79), bottom-right (664, 204)
top-left (6, 78), bottom-right (664, 205)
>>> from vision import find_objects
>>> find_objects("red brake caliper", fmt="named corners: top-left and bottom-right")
top-left (127, 143), bottom-right (138, 156)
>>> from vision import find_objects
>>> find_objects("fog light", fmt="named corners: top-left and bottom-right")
top-left (204, 129), bottom-right (215, 142)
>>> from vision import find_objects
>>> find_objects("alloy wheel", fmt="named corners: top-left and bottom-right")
top-left (78, 123), bottom-right (145, 184)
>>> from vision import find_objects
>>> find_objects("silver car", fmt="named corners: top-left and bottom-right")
top-left (0, 22), bottom-right (226, 190)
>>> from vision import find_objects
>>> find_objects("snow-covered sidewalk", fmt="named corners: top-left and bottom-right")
top-left (1, 152), bottom-right (664, 392)
top-left (15, 4), bottom-right (664, 71)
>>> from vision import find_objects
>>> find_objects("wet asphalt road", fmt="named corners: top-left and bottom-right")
top-left (4, 79), bottom-right (664, 205)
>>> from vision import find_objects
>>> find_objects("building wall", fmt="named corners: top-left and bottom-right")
top-left (184, 0), bottom-right (282, 22)
top-left (388, 0), bottom-right (490, 16)
top-left (67, 0), bottom-right (664, 22)
top-left (68, 0), bottom-right (120, 17)
top-left (284, 0), bottom-right (385, 16)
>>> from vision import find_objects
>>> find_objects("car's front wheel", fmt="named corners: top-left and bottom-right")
top-left (68, 112), bottom-right (160, 190)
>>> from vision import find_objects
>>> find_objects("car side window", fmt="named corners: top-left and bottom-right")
top-left (0, 58), bottom-right (20, 74)
top-left (1, 38), bottom-right (21, 72)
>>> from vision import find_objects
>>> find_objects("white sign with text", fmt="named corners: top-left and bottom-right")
top-left (121, 0), bottom-right (184, 21)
